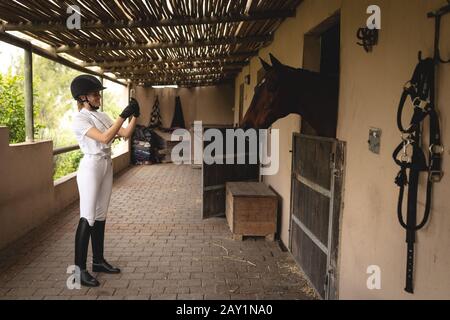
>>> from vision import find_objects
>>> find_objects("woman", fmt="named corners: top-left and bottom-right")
top-left (70, 74), bottom-right (140, 287)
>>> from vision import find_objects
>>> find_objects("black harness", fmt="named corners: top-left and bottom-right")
top-left (393, 3), bottom-right (449, 294)
top-left (392, 57), bottom-right (443, 294)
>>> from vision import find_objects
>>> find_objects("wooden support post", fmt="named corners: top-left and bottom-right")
top-left (100, 77), bottom-right (104, 112)
top-left (24, 46), bottom-right (34, 142)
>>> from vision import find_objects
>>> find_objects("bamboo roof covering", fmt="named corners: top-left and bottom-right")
top-left (0, 0), bottom-right (302, 87)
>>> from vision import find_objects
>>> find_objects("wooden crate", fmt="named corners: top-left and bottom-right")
top-left (226, 182), bottom-right (277, 241)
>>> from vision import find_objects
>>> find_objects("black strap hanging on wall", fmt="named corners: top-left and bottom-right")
top-left (150, 95), bottom-right (162, 128)
top-left (392, 2), bottom-right (449, 294)
top-left (171, 96), bottom-right (185, 129)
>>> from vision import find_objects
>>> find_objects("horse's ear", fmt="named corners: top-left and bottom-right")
top-left (269, 53), bottom-right (283, 69)
top-left (259, 57), bottom-right (272, 71)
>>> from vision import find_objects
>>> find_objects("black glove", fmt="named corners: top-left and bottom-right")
top-left (120, 98), bottom-right (140, 119)
top-left (130, 98), bottom-right (140, 117)
top-left (119, 104), bottom-right (135, 119)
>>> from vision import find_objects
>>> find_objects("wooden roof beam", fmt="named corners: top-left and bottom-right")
top-left (119, 72), bottom-right (240, 80)
top-left (138, 79), bottom-right (234, 88)
top-left (132, 74), bottom-right (235, 82)
top-left (82, 51), bottom-right (257, 68)
top-left (131, 74), bottom-right (236, 82)
top-left (1, 11), bottom-right (295, 32)
top-left (107, 62), bottom-right (247, 73)
top-left (127, 71), bottom-right (239, 81)
top-left (56, 35), bottom-right (273, 53)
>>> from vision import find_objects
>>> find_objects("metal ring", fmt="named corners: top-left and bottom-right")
top-left (429, 171), bottom-right (444, 183)
top-left (403, 81), bottom-right (413, 91)
top-left (400, 154), bottom-right (411, 163)
top-left (429, 144), bottom-right (444, 155)
top-left (413, 97), bottom-right (430, 110)
top-left (401, 133), bottom-right (412, 141)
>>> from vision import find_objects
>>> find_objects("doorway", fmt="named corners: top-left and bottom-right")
top-left (301, 15), bottom-right (340, 138)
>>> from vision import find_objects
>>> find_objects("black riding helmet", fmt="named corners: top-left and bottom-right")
top-left (70, 74), bottom-right (106, 100)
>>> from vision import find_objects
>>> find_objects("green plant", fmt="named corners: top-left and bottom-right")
top-left (53, 150), bottom-right (83, 180)
top-left (0, 72), bottom-right (44, 143)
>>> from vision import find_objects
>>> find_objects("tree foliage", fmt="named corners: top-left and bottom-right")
top-left (0, 50), bottom-right (127, 180)
top-left (53, 150), bottom-right (83, 180)
top-left (0, 72), bottom-right (26, 143)
top-left (0, 72), bottom-right (44, 143)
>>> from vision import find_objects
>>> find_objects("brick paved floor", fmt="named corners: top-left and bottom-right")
top-left (0, 164), bottom-right (318, 300)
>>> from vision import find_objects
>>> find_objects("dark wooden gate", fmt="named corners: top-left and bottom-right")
top-left (202, 126), bottom-right (260, 219)
top-left (289, 133), bottom-right (345, 299)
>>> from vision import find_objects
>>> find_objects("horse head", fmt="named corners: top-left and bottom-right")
top-left (240, 54), bottom-right (297, 130)
top-left (240, 54), bottom-right (339, 137)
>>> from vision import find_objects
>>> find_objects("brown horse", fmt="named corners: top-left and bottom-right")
top-left (240, 54), bottom-right (339, 138)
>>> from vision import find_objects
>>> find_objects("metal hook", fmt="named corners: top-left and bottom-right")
top-left (439, 56), bottom-right (450, 64)
top-left (418, 51), bottom-right (424, 62)
top-left (428, 4), bottom-right (450, 64)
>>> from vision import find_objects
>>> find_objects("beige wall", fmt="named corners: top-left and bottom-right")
top-left (234, 0), bottom-right (450, 299)
top-left (234, 0), bottom-right (342, 255)
top-left (0, 126), bottom-right (131, 251)
top-left (338, 0), bottom-right (450, 300)
top-left (0, 127), bottom-right (54, 250)
top-left (135, 84), bottom-right (235, 129)
top-left (53, 173), bottom-right (79, 216)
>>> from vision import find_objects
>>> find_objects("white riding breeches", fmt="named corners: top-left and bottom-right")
top-left (76, 155), bottom-right (113, 226)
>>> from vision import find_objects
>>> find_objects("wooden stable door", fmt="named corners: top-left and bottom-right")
top-left (202, 126), bottom-right (260, 219)
top-left (289, 133), bottom-right (345, 299)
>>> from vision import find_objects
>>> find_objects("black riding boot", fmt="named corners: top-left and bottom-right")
top-left (75, 218), bottom-right (100, 287)
top-left (91, 220), bottom-right (121, 274)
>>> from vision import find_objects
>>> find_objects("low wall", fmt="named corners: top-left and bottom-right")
top-left (0, 126), bottom-right (131, 251)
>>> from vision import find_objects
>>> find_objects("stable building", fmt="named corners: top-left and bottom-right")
top-left (0, 0), bottom-right (449, 300)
